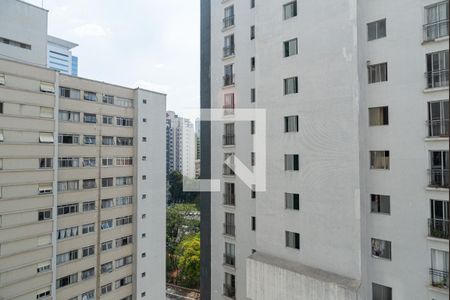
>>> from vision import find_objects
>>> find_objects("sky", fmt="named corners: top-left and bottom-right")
top-left (25, 0), bottom-right (200, 122)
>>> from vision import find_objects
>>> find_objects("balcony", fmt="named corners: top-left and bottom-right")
top-left (223, 164), bottom-right (235, 176)
top-left (428, 119), bottom-right (449, 137)
top-left (223, 46), bottom-right (235, 58)
top-left (223, 284), bottom-right (236, 299)
top-left (223, 223), bottom-right (235, 237)
top-left (428, 169), bottom-right (449, 188)
top-left (428, 219), bottom-right (449, 239)
top-left (423, 20), bottom-right (449, 42)
top-left (223, 193), bottom-right (235, 206)
top-left (223, 134), bottom-right (235, 146)
top-left (223, 74), bottom-right (235, 87)
top-left (430, 268), bottom-right (449, 289)
top-left (223, 15), bottom-right (235, 29)
top-left (426, 69), bottom-right (449, 89)
top-left (223, 254), bottom-right (235, 267)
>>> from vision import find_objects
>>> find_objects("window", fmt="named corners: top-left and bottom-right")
top-left (39, 132), bottom-right (54, 143)
top-left (285, 193), bottom-right (300, 210)
top-left (116, 235), bottom-right (133, 247)
top-left (142, 137), bottom-right (147, 142)
top-left (103, 94), bottom-right (114, 104)
top-left (0, 129), bottom-right (3, 142)
top-left (38, 209), bottom-right (52, 221)
top-left (81, 290), bottom-right (95, 300)
top-left (57, 226), bottom-right (78, 240)
top-left (116, 157), bottom-right (133, 166)
top-left (424, 1), bottom-right (449, 41)
top-left (40, 107), bottom-right (53, 118)
top-left (223, 123), bottom-right (235, 145)
top-left (251, 184), bottom-right (256, 199)
top-left (116, 215), bottom-right (133, 226)
top-left (251, 88), bottom-right (256, 103)
top-left (372, 283), bottom-right (392, 300)
top-left (57, 203), bottom-right (79, 215)
top-left (102, 136), bottom-right (114, 145)
top-left (84, 91), bottom-right (97, 101)
top-left (284, 38), bottom-right (298, 57)
top-left (116, 176), bottom-right (133, 186)
top-left (143, 99), bottom-right (147, 104)
top-left (82, 157), bottom-right (96, 167)
top-left (430, 248), bottom-right (449, 287)
top-left (428, 100), bottom-right (449, 137)
top-left (83, 201), bottom-right (95, 212)
top-left (56, 249), bottom-right (78, 265)
top-left (224, 213), bottom-right (235, 236)
top-left (224, 64), bottom-right (234, 86)
top-left (224, 273), bottom-right (236, 298)
top-left (0, 102), bottom-right (3, 114)
top-left (284, 115), bottom-right (299, 132)
top-left (371, 194), bottom-right (390, 214)
top-left (116, 137), bottom-right (133, 146)
top-left (101, 241), bottom-right (113, 252)
top-left (285, 154), bottom-right (299, 171)
top-left (142, 272), bottom-right (146, 278)
top-left (117, 196), bottom-right (133, 206)
top-left (83, 179), bottom-right (96, 189)
top-left (251, 57), bottom-right (255, 71)
top-left (371, 238), bottom-right (391, 260)
top-left (115, 275), bottom-right (132, 289)
top-left (143, 118), bottom-right (147, 122)
top-left (101, 283), bottom-right (112, 295)
top-left (101, 198), bottom-right (114, 209)
top-left (223, 5), bottom-right (234, 29)
top-left (115, 255), bottom-right (133, 268)
top-left (224, 93), bottom-right (235, 115)
top-left (59, 87), bottom-right (80, 100)
top-left (84, 135), bottom-right (96, 145)
top-left (283, 1), bottom-right (297, 19)
top-left (115, 97), bottom-right (133, 107)
top-left (251, 216), bottom-right (256, 231)
top-left (57, 180), bottom-right (79, 192)
top-left (81, 267), bottom-right (95, 280)
top-left (59, 110), bottom-right (80, 122)
top-left (102, 157), bottom-right (113, 166)
top-left (102, 177), bottom-right (114, 187)
top-left (82, 245), bottom-right (94, 257)
top-left (101, 219), bottom-right (113, 230)
top-left (117, 117), bottom-right (133, 127)
top-left (429, 150), bottom-right (449, 188)
top-left (224, 182), bottom-right (235, 205)
top-left (56, 273), bottom-right (78, 288)
top-left (84, 113), bottom-right (97, 124)
top-left (285, 231), bottom-right (300, 249)
top-left (39, 82), bottom-right (54, 94)
top-left (103, 115), bottom-right (113, 124)
top-left (101, 262), bottom-right (113, 273)
top-left (369, 107), bottom-right (389, 126)
top-left (223, 153), bottom-right (235, 176)
top-left (38, 183), bottom-right (53, 194)
top-left (368, 63), bottom-right (388, 84)
top-left (224, 243), bottom-right (235, 266)
top-left (142, 156), bottom-right (147, 161)
top-left (370, 151), bottom-right (390, 170)
top-left (36, 262), bottom-right (51, 273)
top-left (58, 134), bottom-right (79, 144)
top-left (250, 25), bottom-right (255, 40)
top-left (58, 157), bottom-right (79, 168)
top-left (39, 158), bottom-right (53, 169)
top-left (82, 223), bottom-right (95, 234)
top-left (251, 152), bottom-right (255, 166)
top-left (426, 50), bottom-right (449, 88)
top-left (284, 77), bottom-right (298, 94)
top-left (0, 74), bottom-right (4, 85)
top-left (223, 34), bottom-right (235, 57)
top-left (367, 19), bottom-right (386, 41)
top-left (250, 0), bottom-right (255, 8)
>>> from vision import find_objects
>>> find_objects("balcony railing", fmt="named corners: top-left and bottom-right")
top-left (223, 46), bottom-right (235, 58)
top-left (223, 193), bottom-right (235, 206)
top-left (223, 134), bottom-right (235, 146)
top-left (223, 223), bottom-right (235, 237)
top-left (429, 168), bottom-right (449, 188)
top-left (428, 218), bottom-right (449, 239)
top-left (223, 74), bottom-right (235, 86)
top-left (428, 119), bottom-right (449, 137)
top-left (223, 284), bottom-right (236, 299)
top-left (223, 15), bottom-right (235, 29)
top-left (430, 268), bottom-right (449, 289)
top-left (426, 69), bottom-right (449, 89)
top-left (423, 20), bottom-right (449, 42)
top-left (223, 254), bottom-right (235, 267)
top-left (223, 104), bottom-right (235, 116)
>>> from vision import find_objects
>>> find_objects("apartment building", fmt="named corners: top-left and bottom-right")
top-left (0, 58), bottom-right (166, 300)
top-left (47, 35), bottom-right (79, 76)
top-left (201, 0), bottom-right (449, 299)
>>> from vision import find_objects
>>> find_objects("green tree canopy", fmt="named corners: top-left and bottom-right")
top-left (175, 233), bottom-right (200, 288)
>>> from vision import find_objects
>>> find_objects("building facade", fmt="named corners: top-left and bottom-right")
top-left (202, 0), bottom-right (449, 299)
top-left (0, 58), bottom-right (166, 300)
top-left (47, 35), bottom-right (79, 76)
top-left (166, 111), bottom-right (196, 179)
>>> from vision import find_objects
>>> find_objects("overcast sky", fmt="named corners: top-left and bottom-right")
top-left (26, 0), bottom-right (200, 121)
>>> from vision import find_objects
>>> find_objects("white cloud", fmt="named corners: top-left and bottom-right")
top-left (73, 23), bottom-right (110, 38)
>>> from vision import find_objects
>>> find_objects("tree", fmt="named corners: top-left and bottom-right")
top-left (167, 171), bottom-right (200, 205)
top-left (175, 233), bottom-right (200, 288)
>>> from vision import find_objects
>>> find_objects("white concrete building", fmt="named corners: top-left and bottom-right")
top-left (166, 111), bottom-right (196, 179)
top-left (201, 0), bottom-right (449, 299)
top-left (47, 35), bottom-right (79, 76)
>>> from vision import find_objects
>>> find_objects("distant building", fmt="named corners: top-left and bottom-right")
top-left (166, 111), bottom-right (196, 178)
top-left (47, 35), bottom-right (78, 76)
